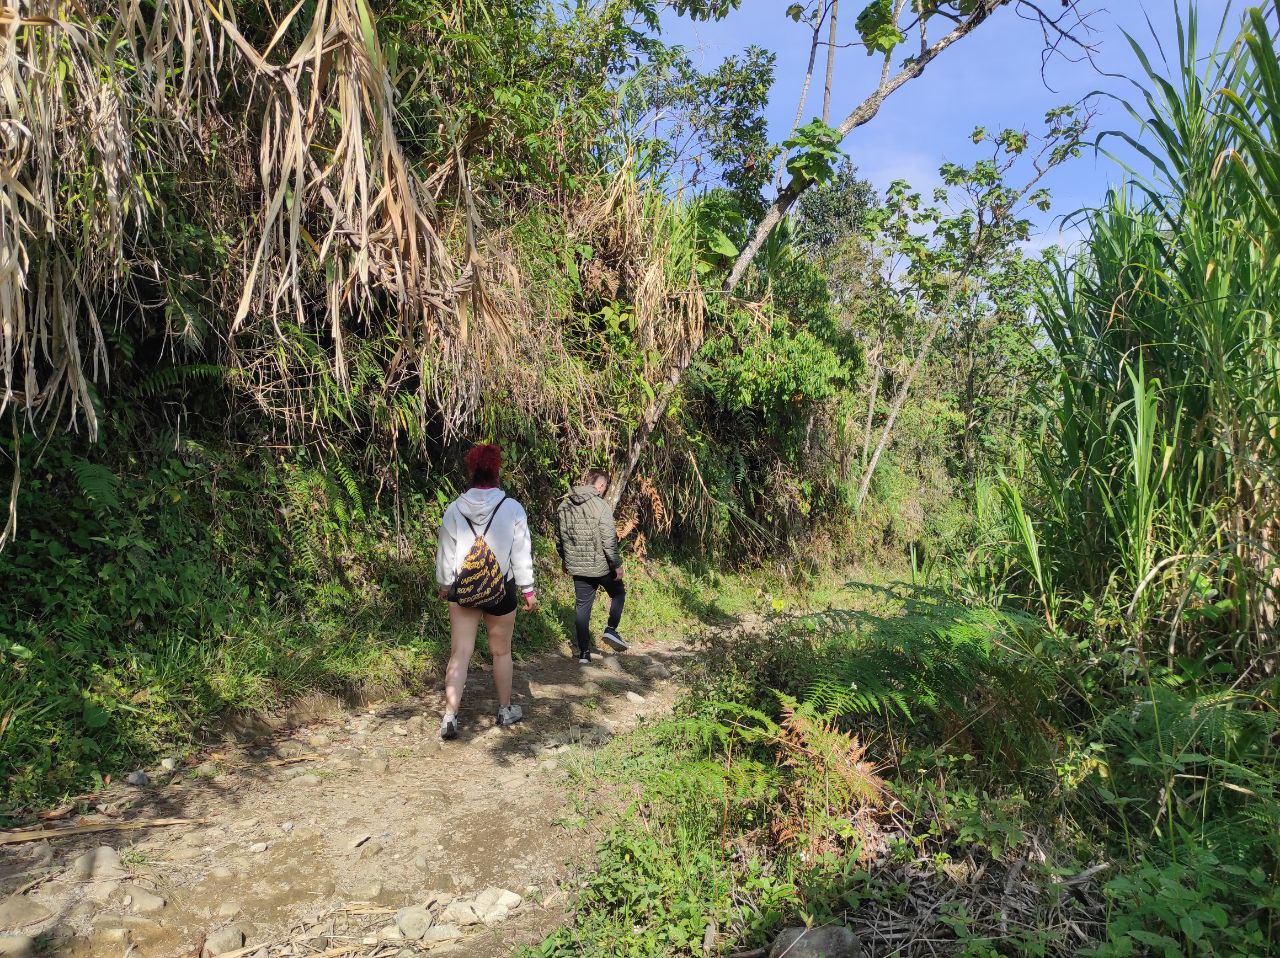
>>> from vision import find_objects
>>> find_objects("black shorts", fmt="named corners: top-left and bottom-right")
top-left (450, 577), bottom-right (518, 616)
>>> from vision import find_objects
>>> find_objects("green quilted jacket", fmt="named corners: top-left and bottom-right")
top-left (555, 485), bottom-right (620, 578)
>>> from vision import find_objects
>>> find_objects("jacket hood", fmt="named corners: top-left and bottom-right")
top-left (566, 484), bottom-right (601, 506)
top-left (456, 487), bottom-right (509, 524)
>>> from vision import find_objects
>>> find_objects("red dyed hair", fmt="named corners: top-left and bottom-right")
top-left (464, 443), bottom-right (503, 486)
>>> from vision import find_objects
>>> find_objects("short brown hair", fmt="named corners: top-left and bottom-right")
top-left (583, 468), bottom-right (610, 489)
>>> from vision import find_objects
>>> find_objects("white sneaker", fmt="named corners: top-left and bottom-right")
top-left (440, 715), bottom-right (459, 740)
top-left (496, 704), bottom-right (524, 727)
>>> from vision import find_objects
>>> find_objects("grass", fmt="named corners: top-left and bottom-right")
top-left (524, 579), bottom-right (1095, 958)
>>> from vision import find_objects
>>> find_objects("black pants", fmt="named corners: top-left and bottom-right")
top-left (573, 573), bottom-right (625, 655)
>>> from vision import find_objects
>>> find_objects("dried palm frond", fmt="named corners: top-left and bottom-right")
top-left (0, 0), bottom-right (506, 444)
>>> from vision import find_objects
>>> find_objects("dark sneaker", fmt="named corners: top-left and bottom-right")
top-left (497, 704), bottom-right (524, 727)
top-left (440, 715), bottom-right (459, 740)
top-left (601, 628), bottom-right (629, 652)
top-left (578, 650), bottom-right (591, 665)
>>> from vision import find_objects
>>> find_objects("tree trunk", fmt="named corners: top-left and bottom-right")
top-left (822, 0), bottom-right (839, 123)
top-left (774, 4), bottom-right (828, 190)
top-left (860, 348), bottom-right (881, 469)
top-left (612, 0), bottom-right (1005, 507)
top-left (854, 310), bottom-right (947, 512)
top-left (723, 0), bottom-right (1003, 294)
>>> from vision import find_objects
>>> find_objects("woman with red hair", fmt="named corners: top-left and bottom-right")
top-left (434, 443), bottom-right (536, 739)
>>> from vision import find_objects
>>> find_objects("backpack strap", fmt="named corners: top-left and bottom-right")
top-left (462, 494), bottom-right (509, 538)
top-left (481, 495), bottom-right (509, 535)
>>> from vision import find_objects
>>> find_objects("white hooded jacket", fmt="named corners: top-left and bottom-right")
top-left (435, 487), bottom-right (535, 593)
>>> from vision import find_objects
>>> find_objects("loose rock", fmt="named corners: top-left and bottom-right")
top-left (624, 691), bottom-right (645, 704)
top-left (308, 734), bottom-right (331, 748)
top-left (202, 926), bottom-right (247, 958)
top-left (292, 774), bottom-right (322, 788)
top-left (474, 888), bottom-right (521, 912)
top-left (248, 842), bottom-right (269, 854)
top-left (440, 901), bottom-right (480, 927)
top-left (599, 656), bottom-right (623, 673)
top-left (421, 925), bottom-right (462, 946)
top-left (0, 898), bottom-right (51, 931)
top-left (768, 926), bottom-right (862, 958)
top-left (216, 903), bottom-right (243, 919)
top-left (394, 907), bottom-right (434, 940)
top-left (126, 770), bottom-right (150, 787)
top-left (69, 846), bottom-right (127, 881)
top-left (122, 886), bottom-right (167, 914)
top-left (350, 881), bottom-right (384, 901)
top-left (0, 937), bottom-right (34, 958)
top-left (160, 758), bottom-right (180, 772)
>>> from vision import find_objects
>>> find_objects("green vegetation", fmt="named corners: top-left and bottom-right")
top-left (523, 8), bottom-right (1280, 957)
top-left (4, 0), bottom-right (1280, 954)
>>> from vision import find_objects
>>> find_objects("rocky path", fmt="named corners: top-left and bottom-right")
top-left (0, 642), bottom-right (689, 958)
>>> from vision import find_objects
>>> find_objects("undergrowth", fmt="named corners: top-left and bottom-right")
top-left (529, 579), bottom-right (1279, 957)
top-left (0, 432), bottom-right (852, 821)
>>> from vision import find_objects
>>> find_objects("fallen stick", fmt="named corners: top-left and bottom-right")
top-left (0, 818), bottom-right (202, 845)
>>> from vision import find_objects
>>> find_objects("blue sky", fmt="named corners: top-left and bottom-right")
top-left (660, 1), bottom-right (1242, 248)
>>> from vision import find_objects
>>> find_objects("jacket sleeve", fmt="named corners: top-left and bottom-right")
top-left (435, 505), bottom-right (457, 588)
top-left (553, 501), bottom-right (567, 561)
top-left (600, 500), bottom-right (621, 570)
top-left (511, 504), bottom-right (536, 592)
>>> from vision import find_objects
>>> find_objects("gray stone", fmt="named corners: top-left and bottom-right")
top-left (768, 926), bottom-right (861, 958)
top-left (160, 757), bottom-right (180, 772)
top-left (248, 842), bottom-right (269, 854)
top-left (84, 880), bottom-right (121, 903)
top-left (292, 774), bottom-right (322, 788)
top-left (599, 656), bottom-right (623, 673)
top-left (24, 844), bottom-right (53, 870)
top-left (379, 925), bottom-right (403, 942)
top-left (273, 739), bottom-right (311, 759)
top-left (209, 867), bottom-right (235, 880)
top-left (126, 770), bottom-right (150, 787)
top-left (474, 888), bottom-right (521, 912)
top-left (69, 846), bottom-right (127, 881)
top-left (0, 936), bottom-right (34, 958)
top-left (421, 925), bottom-right (462, 946)
top-left (202, 926), bottom-right (247, 957)
top-left (0, 898), bottom-right (50, 931)
top-left (392, 725), bottom-right (408, 736)
top-left (440, 901), bottom-right (480, 927)
top-left (624, 691), bottom-right (646, 704)
top-left (279, 821), bottom-right (294, 833)
top-left (350, 881), bottom-right (383, 901)
top-left (394, 906), bottom-right (434, 940)
top-left (168, 846), bottom-right (202, 862)
top-left (359, 757), bottom-right (390, 774)
top-left (308, 734), bottom-right (331, 748)
top-left (122, 885), bottom-right (167, 914)
top-left (216, 902), bottom-right (243, 919)
top-left (193, 762), bottom-right (220, 778)
top-left (481, 905), bottom-right (508, 925)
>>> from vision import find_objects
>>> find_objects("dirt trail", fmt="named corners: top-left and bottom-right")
top-left (0, 641), bottom-right (692, 958)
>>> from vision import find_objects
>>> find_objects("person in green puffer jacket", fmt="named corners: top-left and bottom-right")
top-left (555, 469), bottom-right (629, 663)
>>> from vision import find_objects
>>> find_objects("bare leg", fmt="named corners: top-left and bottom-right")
top-left (445, 603), bottom-right (482, 717)
top-left (484, 610), bottom-right (516, 708)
